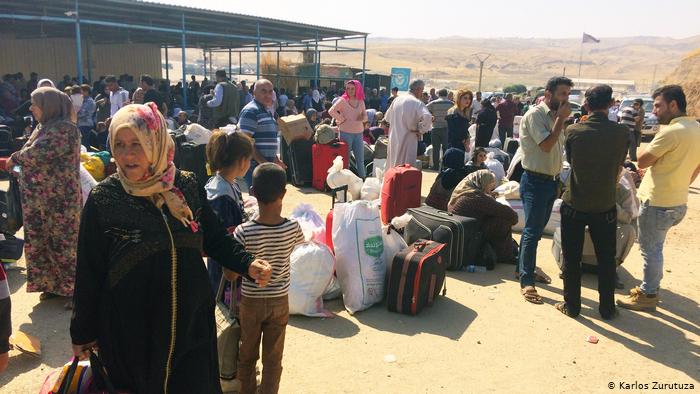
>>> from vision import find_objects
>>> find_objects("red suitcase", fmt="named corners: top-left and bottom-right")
top-left (325, 186), bottom-right (348, 254)
top-left (381, 164), bottom-right (422, 224)
top-left (312, 141), bottom-right (348, 191)
top-left (387, 240), bottom-right (447, 315)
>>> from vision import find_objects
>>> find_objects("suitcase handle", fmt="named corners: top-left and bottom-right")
top-left (436, 210), bottom-right (454, 217)
top-left (413, 240), bottom-right (429, 252)
top-left (331, 185), bottom-right (348, 207)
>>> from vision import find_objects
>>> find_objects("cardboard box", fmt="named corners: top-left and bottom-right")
top-left (278, 114), bottom-right (313, 144)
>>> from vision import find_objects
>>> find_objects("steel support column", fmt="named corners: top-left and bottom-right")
top-left (256, 21), bottom-right (261, 80)
top-left (181, 13), bottom-right (187, 110)
top-left (361, 34), bottom-right (367, 89)
top-left (74, 0), bottom-right (83, 83)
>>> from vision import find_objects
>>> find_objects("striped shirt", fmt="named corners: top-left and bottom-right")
top-left (233, 219), bottom-right (305, 298)
top-left (238, 99), bottom-right (279, 161)
top-left (426, 98), bottom-right (454, 129)
top-left (618, 106), bottom-right (638, 132)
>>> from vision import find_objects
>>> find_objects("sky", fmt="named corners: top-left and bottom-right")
top-left (154, 0), bottom-right (700, 39)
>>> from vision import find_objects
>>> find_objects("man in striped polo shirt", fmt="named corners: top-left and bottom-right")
top-left (618, 99), bottom-right (642, 161)
top-left (238, 79), bottom-right (287, 187)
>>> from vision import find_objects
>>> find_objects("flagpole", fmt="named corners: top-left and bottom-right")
top-left (577, 37), bottom-right (583, 79)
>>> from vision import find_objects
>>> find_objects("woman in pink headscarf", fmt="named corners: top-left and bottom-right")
top-left (328, 80), bottom-right (368, 178)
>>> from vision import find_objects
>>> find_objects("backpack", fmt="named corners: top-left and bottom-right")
top-left (314, 124), bottom-right (337, 145)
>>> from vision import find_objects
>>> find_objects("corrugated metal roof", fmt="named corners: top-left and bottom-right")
top-left (0, 0), bottom-right (366, 50)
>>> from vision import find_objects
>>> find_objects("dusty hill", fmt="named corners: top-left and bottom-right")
top-left (310, 35), bottom-right (700, 91)
top-left (205, 35), bottom-right (700, 93)
top-left (663, 49), bottom-right (700, 117)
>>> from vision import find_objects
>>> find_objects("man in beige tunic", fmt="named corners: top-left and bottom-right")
top-left (385, 79), bottom-right (433, 169)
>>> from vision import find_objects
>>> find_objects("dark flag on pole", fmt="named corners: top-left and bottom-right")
top-left (582, 32), bottom-right (600, 44)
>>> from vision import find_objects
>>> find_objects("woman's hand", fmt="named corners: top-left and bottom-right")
top-left (5, 158), bottom-right (14, 172)
top-left (72, 341), bottom-right (97, 361)
top-left (248, 259), bottom-right (272, 287)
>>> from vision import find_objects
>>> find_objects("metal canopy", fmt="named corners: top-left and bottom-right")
top-left (0, 0), bottom-right (366, 50)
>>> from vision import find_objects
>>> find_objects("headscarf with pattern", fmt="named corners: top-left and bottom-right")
top-left (109, 103), bottom-right (194, 227)
top-left (448, 169), bottom-right (496, 208)
top-left (28, 87), bottom-right (74, 144)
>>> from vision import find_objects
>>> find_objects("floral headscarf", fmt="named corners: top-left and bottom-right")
top-left (448, 169), bottom-right (496, 207)
top-left (109, 103), bottom-right (194, 228)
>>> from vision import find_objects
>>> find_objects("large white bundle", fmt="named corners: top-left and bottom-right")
top-left (326, 156), bottom-right (363, 200)
top-left (290, 203), bottom-right (325, 244)
top-left (361, 177), bottom-right (382, 201)
top-left (332, 200), bottom-right (385, 314)
top-left (288, 242), bottom-right (336, 317)
top-left (498, 197), bottom-right (561, 236)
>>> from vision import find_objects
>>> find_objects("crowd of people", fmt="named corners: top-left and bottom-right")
top-left (0, 67), bottom-right (699, 394)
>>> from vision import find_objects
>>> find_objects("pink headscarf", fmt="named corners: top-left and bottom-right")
top-left (341, 80), bottom-right (365, 101)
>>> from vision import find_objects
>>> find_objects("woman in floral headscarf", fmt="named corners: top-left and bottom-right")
top-left (448, 169), bottom-right (518, 263)
top-left (70, 103), bottom-right (272, 393)
top-left (6, 87), bottom-right (81, 304)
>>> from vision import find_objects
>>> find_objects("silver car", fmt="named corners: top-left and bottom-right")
top-left (617, 97), bottom-right (660, 139)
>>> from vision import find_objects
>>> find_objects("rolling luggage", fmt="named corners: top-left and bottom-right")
top-left (404, 206), bottom-right (483, 271)
top-left (177, 141), bottom-right (210, 189)
top-left (387, 239), bottom-right (447, 315)
top-left (289, 139), bottom-right (314, 187)
top-left (312, 141), bottom-right (348, 191)
top-left (381, 164), bottom-right (422, 224)
top-left (374, 136), bottom-right (389, 159)
top-left (504, 138), bottom-right (519, 158)
top-left (325, 186), bottom-right (348, 254)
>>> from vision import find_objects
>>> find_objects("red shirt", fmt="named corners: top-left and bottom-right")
top-left (496, 100), bottom-right (518, 127)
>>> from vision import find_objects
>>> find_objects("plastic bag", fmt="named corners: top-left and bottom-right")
top-left (425, 145), bottom-right (433, 168)
top-left (244, 196), bottom-right (259, 221)
top-left (80, 152), bottom-right (106, 181)
top-left (288, 242), bottom-right (336, 317)
top-left (79, 163), bottom-right (98, 207)
top-left (290, 203), bottom-right (326, 244)
top-left (184, 123), bottom-right (213, 145)
top-left (332, 200), bottom-right (385, 314)
top-left (326, 156), bottom-right (363, 201)
top-left (361, 177), bottom-right (382, 201)
top-left (382, 213), bottom-right (411, 277)
top-left (322, 276), bottom-right (342, 301)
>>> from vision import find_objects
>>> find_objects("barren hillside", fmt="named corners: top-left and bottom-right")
top-left (663, 49), bottom-right (700, 117)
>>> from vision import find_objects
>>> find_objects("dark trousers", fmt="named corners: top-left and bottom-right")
top-left (79, 126), bottom-right (93, 149)
top-left (560, 203), bottom-right (617, 317)
top-left (475, 126), bottom-right (492, 147)
top-left (498, 125), bottom-right (513, 146)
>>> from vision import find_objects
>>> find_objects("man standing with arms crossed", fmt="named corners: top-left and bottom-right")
top-left (518, 76), bottom-right (573, 304)
top-left (617, 85), bottom-right (700, 311)
top-left (554, 85), bottom-right (629, 320)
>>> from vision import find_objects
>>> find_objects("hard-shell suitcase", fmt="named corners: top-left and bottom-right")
top-left (387, 240), bottom-right (447, 315)
top-left (312, 141), bottom-right (348, 191)
top-left (289, 139), bottom-right (314, 187)
top-left (381, 164), bottom-right (422, 224)
top-left (404, 206), bottom-right (483, 271)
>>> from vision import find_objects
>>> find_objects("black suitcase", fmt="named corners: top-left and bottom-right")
top-left (387, 239), bottom-right (447, 315)
top-left (289, 139), bottom-right (313, 186)
top-left (177, 142), bottom-right (210, 189)
top-left (374, 136), bottom-right (388, 159)
top-left (404, 206), bottom-right (482, 271)
top-left (504, 138), bottom-right (519, 158)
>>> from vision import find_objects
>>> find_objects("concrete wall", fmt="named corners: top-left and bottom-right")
top-left (0, 34), bottom-right (161, 84)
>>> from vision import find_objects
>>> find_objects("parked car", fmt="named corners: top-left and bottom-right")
top-left (617, 97), bottom-right (659, 140)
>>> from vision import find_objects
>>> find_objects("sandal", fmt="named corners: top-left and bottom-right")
top-left (39, 292), bottom-right (59, 301)
top-left (535, 268), bottom-right (552, 284)
top-left (555, 301), bottom-right (578, 318)
top-left (521, 286), bottom-right (543, 304)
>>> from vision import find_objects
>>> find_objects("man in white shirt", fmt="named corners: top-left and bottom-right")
top-left (105, 75), bottom-right (130, 117)
top-left (385, 79), bottom-right (433, 169)
top-left (471, 91), bottom-right (483, 118)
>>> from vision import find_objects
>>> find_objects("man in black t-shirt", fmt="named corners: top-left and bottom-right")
top-left (140, 74), bottom-right (167, 115)
top-left (555, 85), bottom-right (629, 320)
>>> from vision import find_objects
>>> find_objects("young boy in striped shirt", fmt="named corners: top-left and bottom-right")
top-left (232, 163), bottom-right (304, 394)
